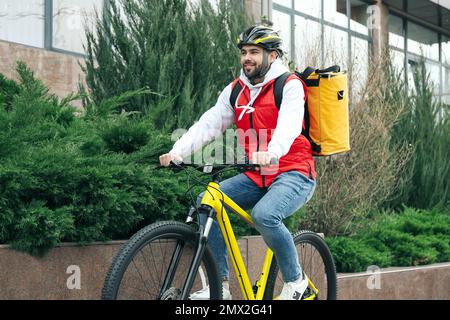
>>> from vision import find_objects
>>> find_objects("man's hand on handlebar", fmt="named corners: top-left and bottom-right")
top-left (251, 152), bottom-right (279, 167)
top-left (159, 153), bottom-right (183, 167)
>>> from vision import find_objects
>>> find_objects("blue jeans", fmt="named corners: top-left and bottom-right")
top-left (197, 171), bottom-right (316, 283)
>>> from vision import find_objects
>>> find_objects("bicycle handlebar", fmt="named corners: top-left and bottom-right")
top-left (168, 161), bottom-right (260, 173)
top-left (158, 158), bottom-right (279, 174)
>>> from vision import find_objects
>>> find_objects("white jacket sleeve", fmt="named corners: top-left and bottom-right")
top-left (170, 83), bottom-right (235, 159)
top-left (268, 79), bottom-right (305, 159)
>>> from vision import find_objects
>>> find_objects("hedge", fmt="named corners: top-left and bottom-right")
top-left (0, 63), bottom-right (196, 255)
top-left (326, 207), bottom-right (450, 273)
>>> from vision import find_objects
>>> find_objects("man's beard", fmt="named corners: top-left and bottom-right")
top-left (242, 51), bottom-right (271, 85)
top-left (243, 63), bottom-right (263, 80)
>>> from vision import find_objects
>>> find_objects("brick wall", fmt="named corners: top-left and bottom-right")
top-left (0, 40), bottom-right (85, 100)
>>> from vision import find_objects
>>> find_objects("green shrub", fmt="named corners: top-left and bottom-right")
top-left (0, 73), bottom-right (20, 110)
top-left (0, 64), bottom-right (194, 255)
top-left (387, 59), bottom-right (449, 210)
top-left (326, 237), bottom-right (392, 273)
top-left (101, 118), bottom-right (150, 154)
top-left (12, 201), bottom-right (75, 256)
top-left (326, 207), bottom-right (450, 272)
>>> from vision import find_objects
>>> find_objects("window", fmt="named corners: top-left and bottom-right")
top-left (443, 66), bottom-right (450, 95)
top-left (294, 16), bottom-right (322, 68)
top-left (407, 21), bottom-right (439, 61)
top-left (389, 14), bottom-right (405, 49)
top-left (351, 36), bottom-right (369, 96)
top-left (273, 0), bottom-right (292, 9)
top-left (273, 0), bottom-right (371, 91)
top-left (0, 0), bottom-right (45, 48)
top-left (323, 25), bottom-right (349, 70)
top-left (442, 36), bottom-right (450, 65)
top-left (52, 0), bottom-right (103, 54)
top-left (390, 49), bottom-right (406, 78)
top-left (407, 0), bottom-right (439, 26)
top-left (350, 0), bottom-right (369, 35)
top-left (294, 1), bottom-right (321, 19)
top-left (384, 0), bottom-right (404, 10)
top-left (272, 10), bottom-right (292, 58)
top-left (425, 60), bottom-right (441, 95)
top-left (323, 0), bottom-right (349, 28)
top-left (407, 57), bottom-right (418, 94)
top-left (407, 57), bottom-right (440, 95)
top-left (443, 95), bottom-right (450, 105)
top-left (387, 10), bottom-right (449, 101)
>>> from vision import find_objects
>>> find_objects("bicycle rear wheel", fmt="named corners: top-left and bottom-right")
top-left (263, 230), bottom-right (337, 300)
top-left (102, 221), bottom-right (222, 300)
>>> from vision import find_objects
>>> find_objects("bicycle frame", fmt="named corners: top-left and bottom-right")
top-left (199, 181), bottom-right (274, 300)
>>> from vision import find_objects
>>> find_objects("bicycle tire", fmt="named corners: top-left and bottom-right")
top-left (263, 230), bottom-right (337, 300)
top-left (102, 221), bottom-right (222, 300)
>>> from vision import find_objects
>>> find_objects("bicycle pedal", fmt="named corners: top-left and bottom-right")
top-left (301, 287), bottom-right (316, 300)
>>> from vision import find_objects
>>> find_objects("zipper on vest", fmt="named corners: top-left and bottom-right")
top-left (250, 112), bottom-right (266, 188)
top-left (249, 111), bottom-right (265, 188)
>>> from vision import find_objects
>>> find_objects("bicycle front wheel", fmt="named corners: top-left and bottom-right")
top-left (102, 221), bottom-right (222, 300)
top-left (263, 230), bottom-right (337, 300)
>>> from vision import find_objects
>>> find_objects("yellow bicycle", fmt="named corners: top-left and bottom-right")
top-left (102, 162), bottom-right (337, 300)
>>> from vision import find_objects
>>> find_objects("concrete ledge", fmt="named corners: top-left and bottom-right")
top-left (0, 242), bottom-right (124, 300)
top-left (0, 238), bottom-right (448, 300)
top-left (337, 263), bottom-right (450, 300)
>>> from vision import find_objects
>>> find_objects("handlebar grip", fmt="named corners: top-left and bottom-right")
top-left (169, 160), bottom-right (184, 168)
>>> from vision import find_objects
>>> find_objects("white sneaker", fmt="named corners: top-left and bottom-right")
top-left (189, 282), bottom-right (232, 300)
top-left (275, 274), bottom-right (309, 300)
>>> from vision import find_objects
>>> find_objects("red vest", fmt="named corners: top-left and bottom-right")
top-left (232, 74), bottom-right (316, 188)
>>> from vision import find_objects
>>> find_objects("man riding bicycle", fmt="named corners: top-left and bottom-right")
top-left (160, 25), bottom-right (316, 300)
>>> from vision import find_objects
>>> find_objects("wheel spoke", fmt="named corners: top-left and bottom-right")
top-left (139, 246), bottom-right (157, 288)
top-left (129, 258), bottom-right (153, 296)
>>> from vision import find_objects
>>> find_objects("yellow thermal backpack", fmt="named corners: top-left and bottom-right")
top-left (274, 65), bottom-right (350, 157)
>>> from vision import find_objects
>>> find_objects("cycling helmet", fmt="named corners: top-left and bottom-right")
top-left (237, 25), bottom-right (283, 57)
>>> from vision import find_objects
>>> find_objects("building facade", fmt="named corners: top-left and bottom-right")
top-left (0, 0), bottom-right (449, 103)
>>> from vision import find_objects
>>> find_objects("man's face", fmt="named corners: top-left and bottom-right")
top-left (240, 45), bottom-right (277, 80)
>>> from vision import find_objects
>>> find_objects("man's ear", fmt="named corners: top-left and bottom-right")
top-left (269, 50), bottom-right (278, 63)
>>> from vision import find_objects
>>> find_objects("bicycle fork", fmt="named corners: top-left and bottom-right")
top-left (157, 206), bottom-right (214, 300)
top-left (180, 206), bottom-right (216, 299)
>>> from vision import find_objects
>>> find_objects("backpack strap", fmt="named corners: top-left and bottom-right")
top-left (273, 70), bottom-right (322, 154)
top-left (273, 72), bottom-right (291, 111)
top-left (229, 80), bottom-right (243, 108)
top-left (315, 65), bottom-right (340, 74)
top-left (300, 67), bottom-right (316, 81)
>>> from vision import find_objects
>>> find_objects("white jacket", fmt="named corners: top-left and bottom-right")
top-left (170, 59), bottom-right (305, 160)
